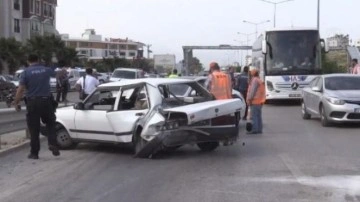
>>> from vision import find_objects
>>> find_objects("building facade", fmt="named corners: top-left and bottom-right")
top-left (327, 34), bottom-right (349, 50)
top-left (0, 0), bottom-right (58, 42)
top-left (62, 29), bottom-right (145, 61)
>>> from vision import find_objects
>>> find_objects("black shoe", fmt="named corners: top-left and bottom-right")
top-left (28, 153), bottom-right (39, 159)
top-left (49, 145), bottom-right (60, 156)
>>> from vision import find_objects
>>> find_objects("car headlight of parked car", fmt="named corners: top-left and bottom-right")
top-left (325, 97), bottom-right (345, 105)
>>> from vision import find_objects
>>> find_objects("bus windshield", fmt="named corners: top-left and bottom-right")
top-left (266, 30), bottom-right (320, 76)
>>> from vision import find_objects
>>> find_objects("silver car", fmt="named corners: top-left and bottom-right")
top-left (301, 74), bottom-right (360, 126)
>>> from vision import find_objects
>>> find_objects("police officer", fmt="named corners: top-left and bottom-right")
top-left (13, 54), bottom-right (60, 159)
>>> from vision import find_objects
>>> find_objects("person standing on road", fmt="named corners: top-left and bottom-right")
top-left (13, 54), bottom-right (60, 159)
top-left (246, 66), bottom-right (265, 134)
top-left (351, 59), bottom-right (360, 74)
top-left (237, 66), bottom-right (250, 120)
top-left (56, 67), bottom-right (69, 103)
top-left (168, 69), bottom-right (179, 78)
top-left (76, 68), bottom-right (99, 100)
top-left (205, 62), bottom-right (232, 100)
top-left (228, 66), bottom-right (236, 89)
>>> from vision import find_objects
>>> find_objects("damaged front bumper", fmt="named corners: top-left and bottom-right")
top-left (135, 126), bottom-right (239, 158)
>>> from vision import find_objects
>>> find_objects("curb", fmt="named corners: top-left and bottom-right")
top-left (0, 136), bottom-right (46, 157)
top-left (0, 103), bottom-right (73, 115)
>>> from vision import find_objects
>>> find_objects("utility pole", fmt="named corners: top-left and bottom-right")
top-left (243, 20), bottom-right (270, 40)
top-left (317, 0), bottom-right (320, 30)
top-left (259, 0), bottom-right (294, 28)
top-left (146, 44), bottom-right (152, 59)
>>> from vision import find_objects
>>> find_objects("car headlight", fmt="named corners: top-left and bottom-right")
top-left (164, 121), bottom-right (179, 130)
top-left (325, 97), bottom-right (345, 105)
top-left (267, 81), bottom-right (274, 91)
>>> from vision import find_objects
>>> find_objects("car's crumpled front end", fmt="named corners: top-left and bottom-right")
top-left (135, 99), bottom-right (242, 158)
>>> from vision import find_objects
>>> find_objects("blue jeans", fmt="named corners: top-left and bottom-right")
top-left (250, 105), bottom-right (263, 133)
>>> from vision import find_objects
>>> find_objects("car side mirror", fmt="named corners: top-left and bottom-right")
top-left (311, 86), bottom-right (321, 92)
top-left (320, 39), bottom-right (329, 53)
top-left (74, 102), bottom-right (85, 110)
top-left (262, 40), bottom-right (267, 54)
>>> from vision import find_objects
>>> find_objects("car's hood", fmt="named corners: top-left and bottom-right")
top-left (163, 99), bottom-right (243, 125)
top-left (326, 90), bottom-right (360, 100)
top-left (109, 78), bottom-right (131, 82)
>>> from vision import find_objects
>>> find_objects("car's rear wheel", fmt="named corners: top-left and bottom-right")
top-left (197, 142), bottom-right (219, 152)
top-left (301, 101), bottom-right (311, 120)
top-left (56, 128), bottom-right (77, 149)
top-left (320, 105), bottom-right (331, 127)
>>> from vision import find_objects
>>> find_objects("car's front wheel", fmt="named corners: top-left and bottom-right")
top-left (301, 101), bottom-right (311, 120)
top-left (56, 128), bottom-right (78, 149)
top-left (197, 142), bottom-right (219, 152)
top-left (320, 105), bottom-right (331, 127)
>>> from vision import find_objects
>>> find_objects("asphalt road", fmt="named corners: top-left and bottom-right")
top-left (0, 103), bottom-right (360, 202)
top-left (0, 92), bottom-right (80, 135)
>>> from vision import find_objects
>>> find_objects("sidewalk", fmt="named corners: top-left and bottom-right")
top-left (0, 130), bottom-right (28, 154)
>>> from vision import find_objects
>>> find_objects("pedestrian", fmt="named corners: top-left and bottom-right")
top-left (205, 62), bottom-right (232, 100)
top-left (228, 66), bottom-right (236, 89)
top-left (168, 69), bottom-right (179, 78)
top-left (76, 67), bottom-right (99, 100)
top-left (237, 66), bottom-right (250, 120)
top-left (13, 54), bottom-right (60, 159)
top-left (351, 59), bottom-right (360, 74)
top-left (56, 67), bottom-right (69, 103)
top-left (246, 66), bottom-right (266, 134)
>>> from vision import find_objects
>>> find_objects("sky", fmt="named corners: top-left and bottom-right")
top-left (56, 0), bottom-right (360, 67)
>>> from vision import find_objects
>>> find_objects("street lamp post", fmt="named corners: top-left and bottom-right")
top-left (259, 0), bottom-right (294, 28)
top-left (317, 0), bottom-right (320, 30)
top-left (234, 39), bottom-right (247, 66)
top-left (243, 20), bottom-right (270, 40)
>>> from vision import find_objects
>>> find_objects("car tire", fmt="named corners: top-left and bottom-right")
top-left (133, 128), bottom-right (152, 158)
top-left (301, 101), bottom-right (311, 120)
top-left (197, 142), bottom-right (219, 152)
top-left (56, 128), bottom-right (78, 149)
top-left (320, 105), bottom-right (331, 127)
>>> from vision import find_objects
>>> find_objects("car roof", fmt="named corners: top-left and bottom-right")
top-left (177, 76), bottom-right (207, 81)
top-left (114, 68), bottom-right (143, 72)
top-left (100, 78), bottom-right (195, 87)
top-left (322, 73), bottom-right (360, 78)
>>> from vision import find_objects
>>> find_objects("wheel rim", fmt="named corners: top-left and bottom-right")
top-left (321, 107), bottom-right (326, 122)
top-left (57, 130), bottom-right (72, 147)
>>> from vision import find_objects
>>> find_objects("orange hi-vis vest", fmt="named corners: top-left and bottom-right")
top-left (247, 77), bottom-right (266, 105)
top-left (210, 71), bottom-right (232, 100)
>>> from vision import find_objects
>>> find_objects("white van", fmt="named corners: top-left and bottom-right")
top-left (109, 68), bottom-right (144, 82)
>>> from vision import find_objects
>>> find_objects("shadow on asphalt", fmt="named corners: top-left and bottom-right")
top-left (265, 100), bottom-right (301, 106)
top-left (307, 118), bottom-right (360, 129)
top-left (73, 142), bottom-right (241, 160)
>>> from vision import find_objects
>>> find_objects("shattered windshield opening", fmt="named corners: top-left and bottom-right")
top-left (158, 82), bottom-right (213, 107)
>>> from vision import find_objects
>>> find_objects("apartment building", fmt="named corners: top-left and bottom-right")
top-left (62, 29), bottom-right (145, 60)
top-left (0, 0), bottom-right (58, 42)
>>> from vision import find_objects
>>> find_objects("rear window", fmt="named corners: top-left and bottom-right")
top-left (325, 76), bottom-right (360, 90)
top-left (112, 70), bottom-right (136, 79)
top-left (158, 82), bottom-right (213, 107)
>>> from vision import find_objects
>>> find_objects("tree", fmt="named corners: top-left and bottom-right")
top-left (26, 35), bottom-right (78, 66)
top-left (321, 50), bottom-right (346, 74)
top-left (188, 57), bottom-right (203, 74)
top-left (0, 37), bottom-right (25, 74)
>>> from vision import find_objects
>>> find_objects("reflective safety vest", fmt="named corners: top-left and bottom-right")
top-left (168, 74), bottom-right (178, 78)
top-left (247, 77), bottom-right (266, 105)
top-left (210, 71), bottom-right (232, 100)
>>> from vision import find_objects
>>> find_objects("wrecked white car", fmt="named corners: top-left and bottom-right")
top-left (41, 78), bottom-right (244, 158)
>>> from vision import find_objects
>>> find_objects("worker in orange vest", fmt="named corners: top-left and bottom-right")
top-left (246, 66), bottom-right (266, 134)
top-left (205, 62), bottom-right (232, 100)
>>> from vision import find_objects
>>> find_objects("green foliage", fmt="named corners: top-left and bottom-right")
top-left (321, 50), bottom-right (347, 74)
top-left (0, 37), bottom-right (26, 74)
top-left (188, 57), bottom-right (203, 74)
top-left (0, 35), bottom-right (79, 73)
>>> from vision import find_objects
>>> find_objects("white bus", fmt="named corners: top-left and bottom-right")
top-left (252, 27), bottom-right (328, 100)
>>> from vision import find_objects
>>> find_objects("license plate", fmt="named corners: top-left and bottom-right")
top-left (289, 94), bottom-right (301, 98)
top-left (355, 108), bottom-right (360, 113)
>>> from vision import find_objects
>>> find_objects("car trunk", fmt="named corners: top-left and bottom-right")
top-left (163, 99), bottom-right (242, 125)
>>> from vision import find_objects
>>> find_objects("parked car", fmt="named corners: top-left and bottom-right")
top-left (301, 74), bottom-right (360, 126)
top-left (41, 78), bottom-right (242, 158)
top-left (109, 68), bottom-right (144, 82)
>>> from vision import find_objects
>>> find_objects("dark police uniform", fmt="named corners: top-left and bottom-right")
top-left (237, 72), bottom-right (249, 119)
top-left (20, 64), bottom-right (57, 156)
